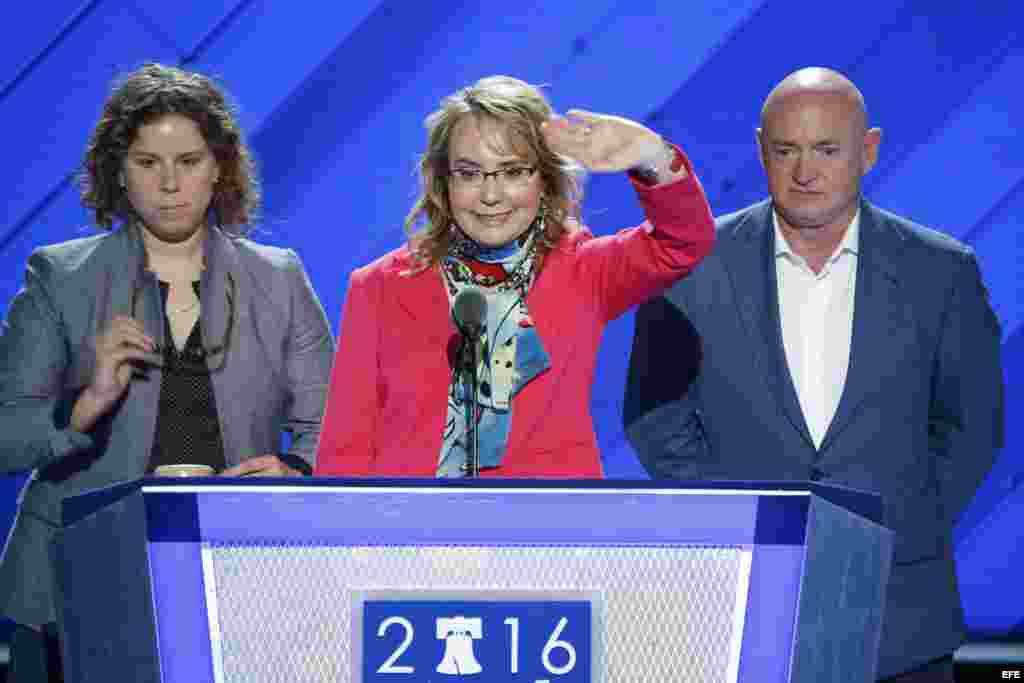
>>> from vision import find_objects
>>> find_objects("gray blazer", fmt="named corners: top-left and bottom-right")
top-left (625, 199), bottom-right (1004, 679)
top-left (0, 225), bottom-right (335, 626)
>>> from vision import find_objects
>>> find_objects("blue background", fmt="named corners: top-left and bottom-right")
top-left (2, 1), bottom-right (1021, 640)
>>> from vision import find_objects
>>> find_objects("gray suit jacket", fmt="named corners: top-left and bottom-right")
top-left (0, 225), bottom-right (335, 626)
top-left (625, 199), bottom-right (1004, 678)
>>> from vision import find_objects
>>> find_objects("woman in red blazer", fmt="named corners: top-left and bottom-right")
top-left (316, 76), bottom-right (713, 478)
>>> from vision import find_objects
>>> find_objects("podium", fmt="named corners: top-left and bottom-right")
top-left (56, 479), bottom-right (891, 682)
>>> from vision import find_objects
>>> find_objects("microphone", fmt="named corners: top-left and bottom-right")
top-left (450, 287), bottom-right (487, 478)
top-left (452, 286), bottom-right (487, 339)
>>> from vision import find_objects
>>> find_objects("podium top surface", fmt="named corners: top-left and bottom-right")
top-left (63, 478), bottom-right (884, 543)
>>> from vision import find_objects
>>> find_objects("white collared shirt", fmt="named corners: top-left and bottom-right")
top-left (774, 210), bottom-right (859, 449)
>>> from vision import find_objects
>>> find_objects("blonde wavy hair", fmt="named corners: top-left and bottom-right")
top-left (404, 75), bottom-right (583, 272)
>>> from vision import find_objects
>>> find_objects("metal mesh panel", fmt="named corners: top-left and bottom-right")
top-left (203, 543), bottom-right (751, 683)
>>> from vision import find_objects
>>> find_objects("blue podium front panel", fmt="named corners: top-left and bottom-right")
top-left (202, 543), bottom-right (753, 681)
top-left (61, 480), bottom-right (888, 682)
top-left (132, 483), bottom-right (814, 683)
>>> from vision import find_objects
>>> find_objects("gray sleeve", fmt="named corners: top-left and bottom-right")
top-left (929, 249), bottom-right (1004, 525)
top-left (623, 293), bottom-right (708, 479)
top-left (0, 251), bottom-right (94, 474)
top-left (279, 250), bottom-right (335, 469)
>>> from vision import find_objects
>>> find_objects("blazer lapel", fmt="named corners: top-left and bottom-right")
top-left (819, 202), bottom-right (904, 452)
top-left (524, 244), bottom-right (576, 360)
top-left (392, 254), bottom-right (455, 349)
top-left (388, 244), bottom-right (576, 357)
top-left (201, 228), bottom-right (242, 463)
top-left (200, 228), bottom-right (235, 366)
top-left (111, 226), bottom-right (164, 467)
top-left (117, 225), bottom-right (166, 351)
top-left (722, 202), bottom-right (815, 449)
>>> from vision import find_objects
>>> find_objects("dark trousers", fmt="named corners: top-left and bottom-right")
top-left (9, 624), bottom-right (62, 683)
top-left (879, 655), bottom-right (955, 682)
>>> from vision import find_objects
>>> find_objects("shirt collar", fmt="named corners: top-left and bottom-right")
top-left (773, 207), bottom-right (861, 264)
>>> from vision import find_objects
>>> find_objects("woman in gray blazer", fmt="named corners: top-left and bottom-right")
top-left (0, 63), bottom-right (335, 681)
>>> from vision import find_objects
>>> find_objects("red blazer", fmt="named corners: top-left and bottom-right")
top-left (316, 164), bottom-right (713, 478)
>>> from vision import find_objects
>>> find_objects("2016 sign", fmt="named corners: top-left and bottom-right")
top-left (363, 600), bottom-right (591, 682)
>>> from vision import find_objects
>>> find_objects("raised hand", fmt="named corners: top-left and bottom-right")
top-left (71, 315), bottom-right (162, 432)
top-left (541, 109), bottom-right (671, 174)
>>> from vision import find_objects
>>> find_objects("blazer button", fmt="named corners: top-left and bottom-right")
top-left (809, 467), bottom-right (826, 482)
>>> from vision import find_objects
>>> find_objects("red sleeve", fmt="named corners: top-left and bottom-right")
top-left (314, 267), bottom-right (380, 475)
top-left (577, 146), bottom-right (715, 321)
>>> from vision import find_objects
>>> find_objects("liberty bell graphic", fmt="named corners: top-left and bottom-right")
top-left (436, 616), bottom-right (483, 675)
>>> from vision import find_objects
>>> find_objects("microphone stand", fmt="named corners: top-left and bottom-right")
top-left (460, 330), bottom-right (482, 478)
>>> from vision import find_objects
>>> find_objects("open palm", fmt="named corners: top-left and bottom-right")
top-left (542, 109), bottom-right (665, 172)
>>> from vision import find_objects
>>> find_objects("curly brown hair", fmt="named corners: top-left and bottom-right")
top-left (404, 75), bottom-right (583, 272)
top-left (79, 62), bottom-right (259, 232)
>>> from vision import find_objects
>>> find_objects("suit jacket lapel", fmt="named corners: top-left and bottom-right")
top-left (392, 253), bottom-right (455, 349)
top-left (111, 226), bottom-right (164, 467)
top-left (203, 228), bottom-right (253, 465)
top-left (722, 201), bottom-right (816, 449)
top-left (819, 201), bottom-right (904, 452)
top-left (201, 227), bottom-right (234, 357)
top-left (387, 250), bottom-right (572, 353)
top-left (118, 225), bottom-right (165, 350)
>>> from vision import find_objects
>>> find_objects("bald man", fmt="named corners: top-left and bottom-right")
top-left (624, 68), bottom-right (1003, 682)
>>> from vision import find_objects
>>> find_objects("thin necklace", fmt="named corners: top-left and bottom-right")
top-left (166, 298), bottom-right (200, 315)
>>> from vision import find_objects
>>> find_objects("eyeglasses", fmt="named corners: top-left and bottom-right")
top-left (131, 271), bottom-right (236, 374)
top-left (447, 166), bottom-right (537, 189)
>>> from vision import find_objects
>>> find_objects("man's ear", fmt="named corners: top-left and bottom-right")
top-left (862, 127), bottom-right (882, 174)
top-left (755, 128), bottom-right (767, 171)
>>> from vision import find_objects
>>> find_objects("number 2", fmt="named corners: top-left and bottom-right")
top-left (376, 616), bottom-right (415, 674)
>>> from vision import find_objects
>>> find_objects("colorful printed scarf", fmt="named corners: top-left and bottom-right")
top-left (436, 221), bottom-right (552, 477)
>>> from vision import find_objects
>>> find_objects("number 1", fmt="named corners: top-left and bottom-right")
top-left (504, 617), bottom-right (519, 673)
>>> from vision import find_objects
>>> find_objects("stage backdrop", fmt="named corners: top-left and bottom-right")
top-left (2, 1), bottom-right (1022, 638)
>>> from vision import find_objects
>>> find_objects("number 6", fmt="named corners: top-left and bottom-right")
top-left (542, 617), bottom-right (576, 675)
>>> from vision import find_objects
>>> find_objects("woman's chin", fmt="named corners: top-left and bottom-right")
top-left (139, 219), bottom-right (207, 244)
top-left (462, 223), bottom-right (531, 248)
